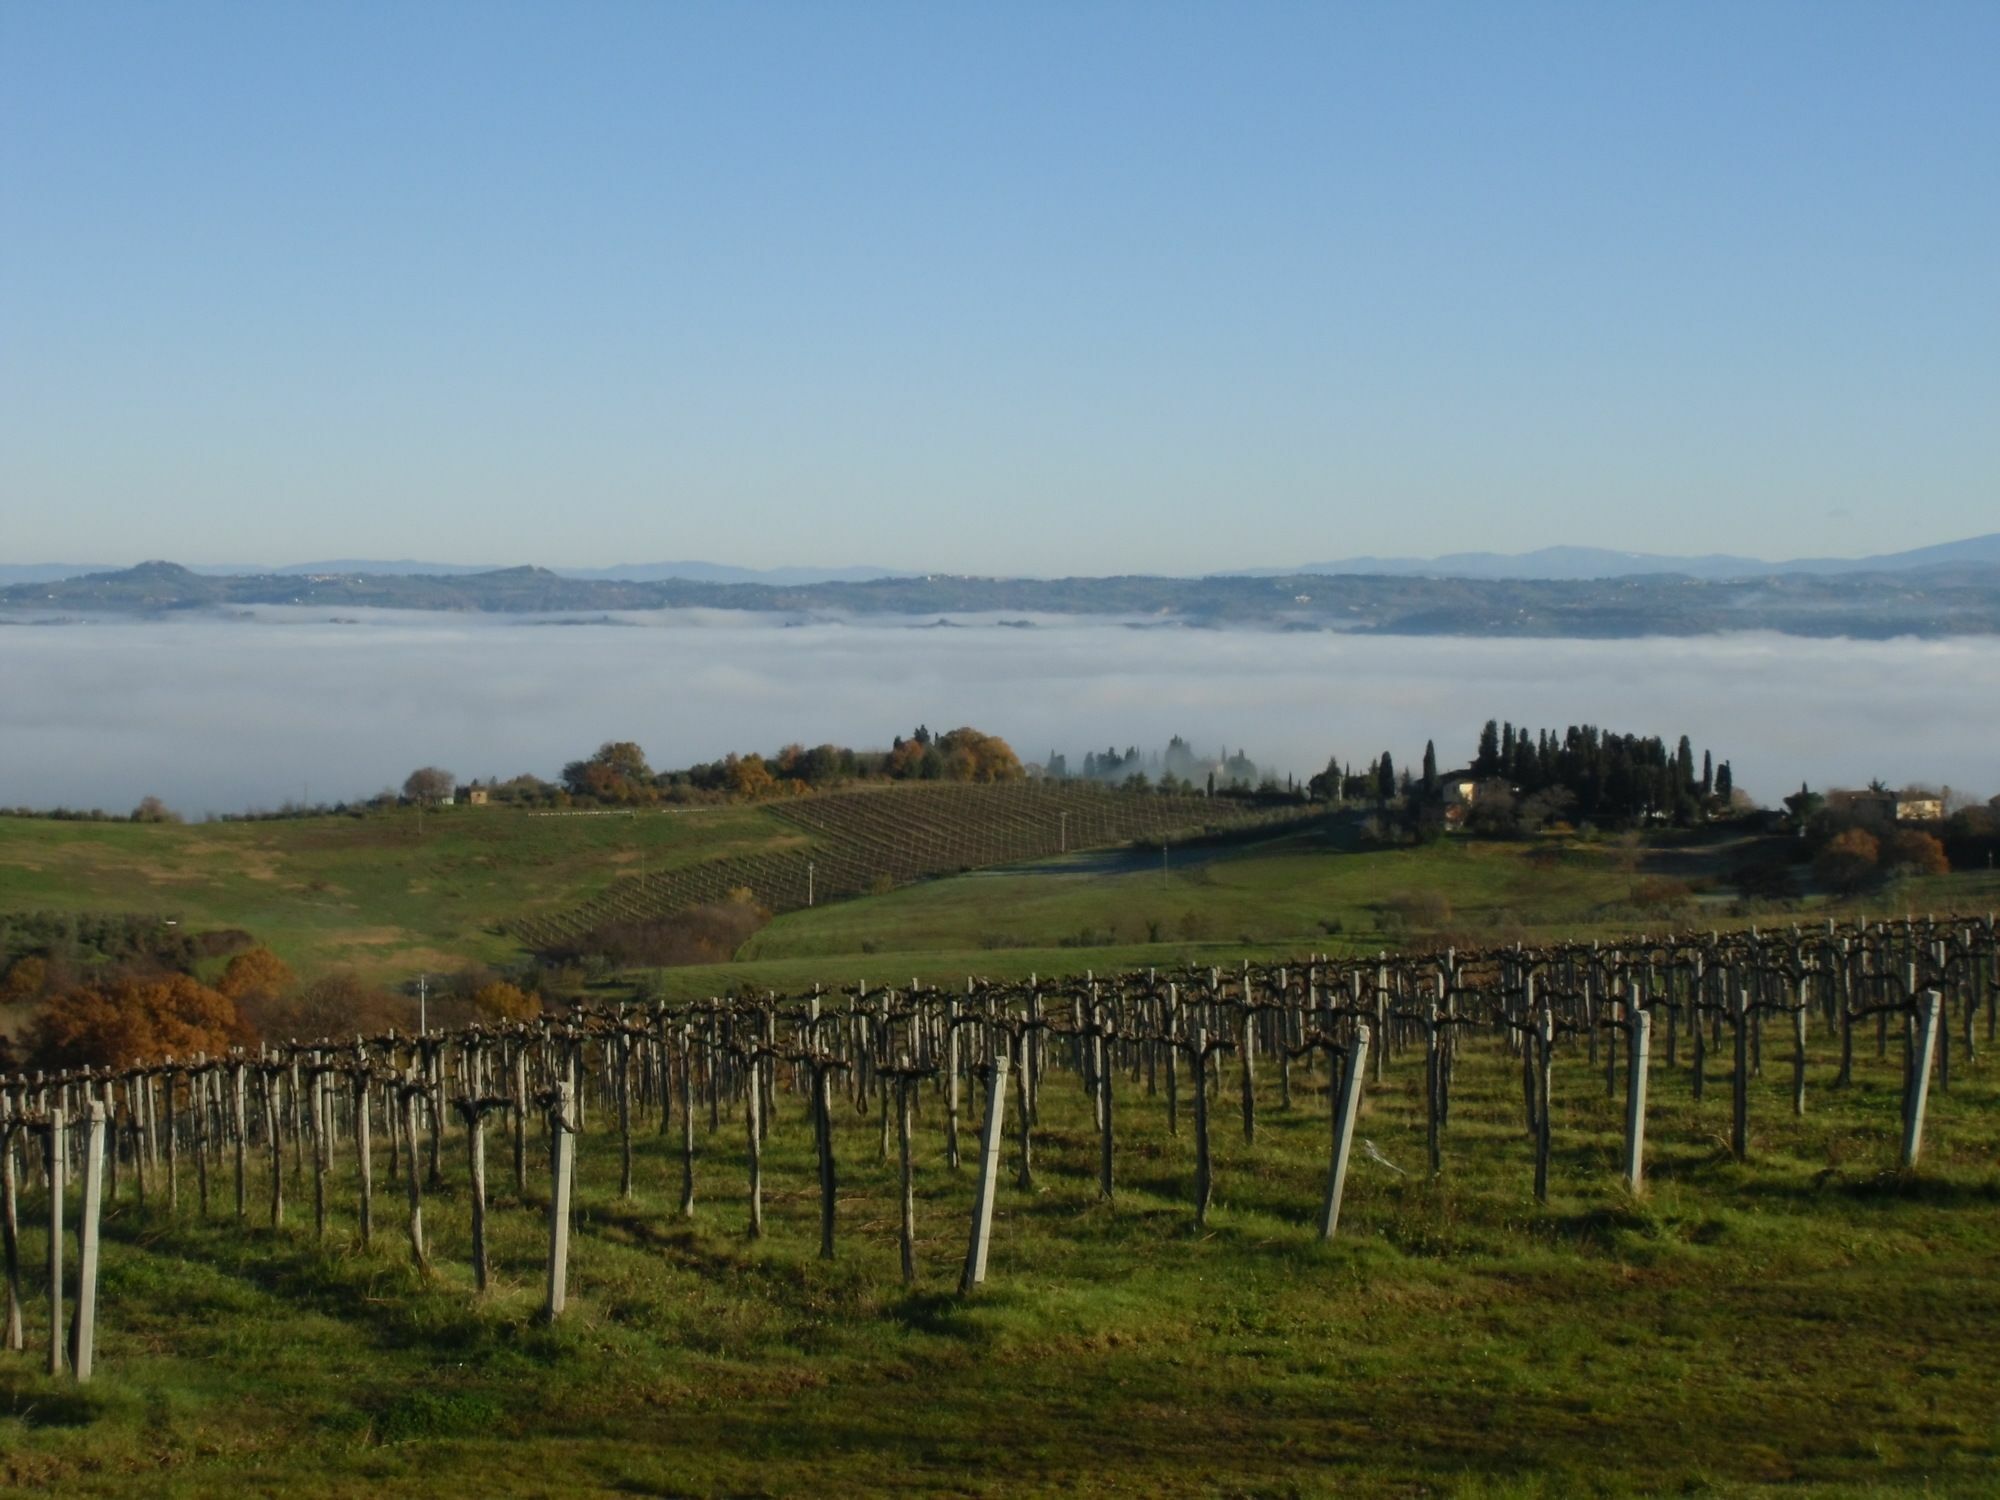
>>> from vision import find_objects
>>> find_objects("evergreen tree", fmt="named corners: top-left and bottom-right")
top-left (1511, 729), bottom-right (1536, 785)
top-left (1376, 751), bottom-right (1396, 802)
top-left (1701, 749), bottom-right (1713, 798)
top-left (1475, 720), bottom-right (1501, 777)
top-left (1716, 761), bottom-right (1734, 801)
top-left (1421, 739), bottom-right (1438, 796)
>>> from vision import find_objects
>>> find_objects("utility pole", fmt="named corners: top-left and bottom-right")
top-left (417, 974), bottom-right (428, 1036)
top-left (808, 860), bottom-right (815, 907)
top-left (1059, 812), bottom-right (1068, 853)
top-left (1162, 839), bottom-right (1169, 888)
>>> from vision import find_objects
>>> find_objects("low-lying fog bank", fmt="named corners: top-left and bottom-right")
top-left (1, 610), bottom-right (1993, 816)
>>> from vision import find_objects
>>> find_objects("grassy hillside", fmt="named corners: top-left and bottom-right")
top-left (6, 804), bottom-right (1992, 1012)
top-left (662, 829), bottom-right (2000, 1003)
top-left (6, 809), bottom-right (1999, 1492)
top-left (0, 803), bottom-right (793, 983)
top-left (508, 782), bottom-right (1292, 952)
top-left (4, 1019), bottom-right (1996, 1495)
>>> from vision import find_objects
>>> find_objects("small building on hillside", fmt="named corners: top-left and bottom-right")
top-left (1438, 770), bottom-right (1481, 805)
top-left (1896, 795), bottom-right (1943, 824)
top-left (462, 784), bottom-right (490, 806)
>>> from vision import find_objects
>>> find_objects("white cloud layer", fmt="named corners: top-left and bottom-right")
top-left (1, 612), bottom-right (1994, 816)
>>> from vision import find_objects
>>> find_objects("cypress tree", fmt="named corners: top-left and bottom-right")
top-left (1475, 720), bottom-right (1501, 777)
top-left (1421, 740), bottom-right (1438, 796)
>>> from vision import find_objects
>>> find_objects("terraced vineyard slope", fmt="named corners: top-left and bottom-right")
top-left (507, 783), bottom-right (1301, 952)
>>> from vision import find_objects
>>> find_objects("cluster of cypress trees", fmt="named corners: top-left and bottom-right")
top-left (1470, 720), bottom-right (1730, 824)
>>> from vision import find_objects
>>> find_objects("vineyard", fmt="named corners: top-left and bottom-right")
top-left (5, 912), bottom-right (1998, 1491)
top-left (506, 783), bottom-right (1298, 953)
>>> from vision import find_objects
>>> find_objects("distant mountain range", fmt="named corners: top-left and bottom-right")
top-left (6, 556), bottom-right (1998, 638)
top-left (0, 559), bottom-right (915, 587)
top-left (1235, 533), bottom-right (2000, 581)
top-left (4, 534), bottom-right (1995, 588)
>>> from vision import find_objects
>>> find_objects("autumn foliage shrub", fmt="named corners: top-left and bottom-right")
top-left (1882, 828), bottom-right (1950, 876)
top-left (1815, 828), bottom-right (1880, 892)
top-left (29, 974), bottom-right (253, 1070)
top-left (471, 981), bottom-right (541, 1022)
top-left (217, 946), bottom-right (295, 1006)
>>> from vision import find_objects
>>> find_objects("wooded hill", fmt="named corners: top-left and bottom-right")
top-left (8, 559), bottom-right (2000, 636)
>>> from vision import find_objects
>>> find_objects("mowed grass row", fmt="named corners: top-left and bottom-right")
top-left (4, 1023), bottom-right (1996, 1496)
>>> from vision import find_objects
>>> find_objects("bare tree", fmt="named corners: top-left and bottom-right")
top-left (402, 767), bottom-right (455, 804)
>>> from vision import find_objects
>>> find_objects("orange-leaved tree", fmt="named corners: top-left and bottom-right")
top-left (725, 752), bottom-right (776, 798)
top-left (1, 954), bottom-right (50, 1005)
top-left (29, 974), bottom-right (254, 1070)
top-left (217, 946), bottom-right (295, 1006)
top-left (935, 728), bottom-right (1024, 783)
top-left (471, 981), bottom-right (541, 1023)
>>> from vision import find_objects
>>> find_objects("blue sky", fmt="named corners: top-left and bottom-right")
top-left (4, 3), bottom-right (1995, 574)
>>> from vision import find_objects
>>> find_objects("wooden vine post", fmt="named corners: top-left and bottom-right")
top-left (1533, 1007), bottom-right (1555, 1204)
top-left (45, 1106), bottom-right (66, 1376)
top-left (1318, 1023), bottom-right (1369, 1241)
top-left (677, 1026), bottom-right (697, 1219)
top-left (1096, 1009), bottom-right (1116, 1201)
top-left (959, 1042), bottom-right (1010, 1292)
top-left (71, 1100), bottom-right (107, 1382)
top-left (1731, 988), bottom-right (1751, 1162)
top-left (1624, 1005), bottom-right (1652, 1194)
top-left (230, 1061), bottom-right (248, 1220)
top-left (743, 1041), bottom-right (765, 1238)
top-left (542, 1081), bottom-right (576, 1322)
top-left (1901, 990), bottom-right (1943, 1169)
top-left (2, 1112), bottom-right (24, 1353)
top-left (350, 1061), bottom-right (374, 1249)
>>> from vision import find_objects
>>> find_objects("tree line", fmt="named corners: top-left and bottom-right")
top-left (1306, 720), bottom-right (1736, 833)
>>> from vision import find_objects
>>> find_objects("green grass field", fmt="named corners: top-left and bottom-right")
top-left (675, 829), bottom-right (2000, 1002)
top-left (0, 804), bottom-right (796, 982)
top-left (4, 806), bottom-right (1994, 1011)
top-left (4, 1018), bottom-right (1996, 1496)
top-left (5, 809), bottom-right (2000, 1492)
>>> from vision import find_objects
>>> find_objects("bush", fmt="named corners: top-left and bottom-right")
top-left (217, 947), bottom-right (295, 1007)
top-left (1815, 828), bottom-right (1880, 892)
top-left (568, 898), bottom-right (772, 968)
top-left (471, 981), bottom-right (541, 1022)
top-left (30, 974), bottom-right (252, 1069)
top-left (1882, 828), bottom-right (1949, 876)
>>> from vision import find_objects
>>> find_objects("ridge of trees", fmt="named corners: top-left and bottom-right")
top-left (1307, 720), bottom-right (1736, 833)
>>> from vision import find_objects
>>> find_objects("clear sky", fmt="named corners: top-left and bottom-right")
top-left (4, 3), bottom-right (1995, 575)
